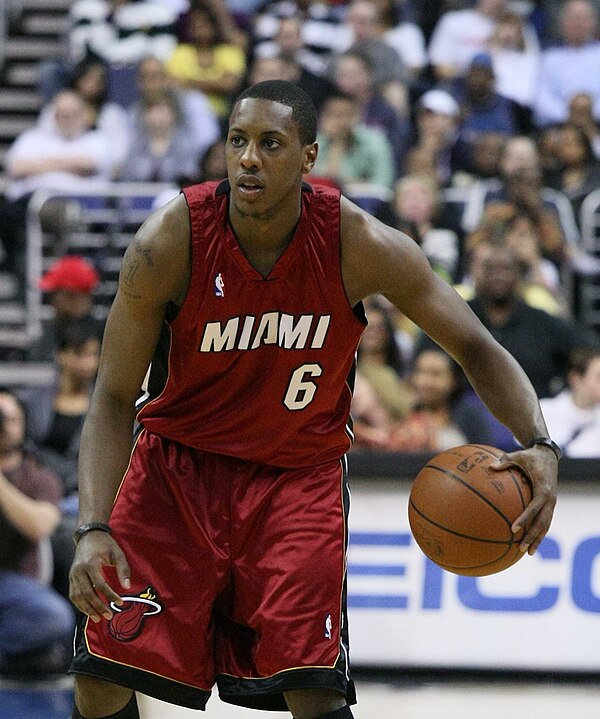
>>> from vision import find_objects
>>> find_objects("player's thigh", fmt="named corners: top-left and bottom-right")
top-left (284, 688), bottom-right (347, 719)
top-left (233, 460), bottom-right (349, 671)
top-left (74, 674), bottom-right (133, 717)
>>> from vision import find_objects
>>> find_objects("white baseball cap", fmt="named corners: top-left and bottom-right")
top-left (418, 89), bottom-right (460, 117)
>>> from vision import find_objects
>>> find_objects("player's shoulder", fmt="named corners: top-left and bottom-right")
top-left (340, 195), bottom-right (412, 252)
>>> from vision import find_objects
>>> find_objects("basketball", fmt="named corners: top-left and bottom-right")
top-left (408, 444), bottom-right (532, 576)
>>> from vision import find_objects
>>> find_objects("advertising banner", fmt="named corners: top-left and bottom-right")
top-left (347, 480), bottom-right (600, 670)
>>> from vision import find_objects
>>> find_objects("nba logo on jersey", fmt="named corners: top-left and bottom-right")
top-left (214, 273), bottom-right (225, 297)
top-left (324, 614), bottom-right (332, 639)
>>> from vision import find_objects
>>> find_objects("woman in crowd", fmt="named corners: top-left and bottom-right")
top-left (546, 123), bottom-right (600, 222)
top-left (121, 90), bottom-right (198, 183)
top-left (379, 173), bottom-right (461, 282)
top-left (166, 4), bottom-right (246, 118)
top-left (388, 347), bottom-right (495, 453)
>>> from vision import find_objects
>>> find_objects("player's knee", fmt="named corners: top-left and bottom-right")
top-left (73, 675), bottom-right (136, 718)
top-left (284, 688), bottom-right (353, 719)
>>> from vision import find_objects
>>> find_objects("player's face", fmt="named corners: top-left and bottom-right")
top-left (226, 98), bottom-right (317, 220)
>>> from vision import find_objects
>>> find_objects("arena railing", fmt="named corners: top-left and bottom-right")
top-left (22, 182), bottom-right (176, 348)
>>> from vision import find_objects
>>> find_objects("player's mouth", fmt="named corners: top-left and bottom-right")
top-left (237, 176), bottom-right (264, 198)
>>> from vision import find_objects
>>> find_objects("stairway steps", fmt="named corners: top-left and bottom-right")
top-left (0, 115), bottom-right (37, 139)
top-left (21, 13), bottom-right (70, 37)
top-left (5, 62), bottom-right (39, 88)
top-left (5, 37), bottom-right (65, 61)
top-left (0, 89), bottom-right (42, 112)
top-left (18, 0), bottom-right (72, 11)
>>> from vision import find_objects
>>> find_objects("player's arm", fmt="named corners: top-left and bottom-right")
top-left (70, 195), bottom-right (191, 622)
top-left (341, 198), bottom-right (557, 554)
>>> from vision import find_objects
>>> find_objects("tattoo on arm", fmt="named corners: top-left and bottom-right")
top-left (121, 240), bottom-right (155, 292)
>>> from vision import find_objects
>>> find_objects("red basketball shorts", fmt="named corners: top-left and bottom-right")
top-left (71, 429), bottom-right (355, 711)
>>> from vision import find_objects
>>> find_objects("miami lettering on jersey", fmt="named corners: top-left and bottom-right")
top-left (199, 312), bottom-right (331, 352)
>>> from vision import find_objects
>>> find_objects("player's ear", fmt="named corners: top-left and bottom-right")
top-left (301, 142), bottom-right (318, 174)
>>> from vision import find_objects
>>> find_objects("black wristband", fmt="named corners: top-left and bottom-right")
top-left (527, 437), bottom-right (562, 462)
top-left (72, 522), bottom-right (113, 546)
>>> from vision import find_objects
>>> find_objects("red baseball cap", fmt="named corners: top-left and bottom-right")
top-left (38, 256), bottom-right (100, 293)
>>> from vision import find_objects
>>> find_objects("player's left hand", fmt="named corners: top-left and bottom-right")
top-left (490, 446), bottom-right (558, 555)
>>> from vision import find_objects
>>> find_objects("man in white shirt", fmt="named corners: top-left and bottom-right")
top-left (540, 348), bottom-right (600, 457)
top-left (0, 90), bottom-right (111, 279)
top-left (5, 89), bottom-right (111, 201)
top-left (534, 0), bottom-right (600, 126)
top-left (428, 0), bottom-right (508, 80)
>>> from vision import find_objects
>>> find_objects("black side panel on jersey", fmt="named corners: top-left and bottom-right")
top-left (146, 321), bottom-right (173, 401)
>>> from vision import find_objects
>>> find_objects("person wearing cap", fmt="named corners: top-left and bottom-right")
top-left (28, 255), bottom-right (104, 363)
top-left (450, 51), bottom-right (519, 173)
top-left (410, 89), bottom-right (460, 186)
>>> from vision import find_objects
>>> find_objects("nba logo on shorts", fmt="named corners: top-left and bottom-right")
top-left (214, 273), bottom-right (225, 297)
top-left (324, 614), bottom-right (332, 639)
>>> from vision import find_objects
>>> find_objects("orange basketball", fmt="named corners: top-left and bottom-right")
top-left (408, 444), bottom-right (532, 576)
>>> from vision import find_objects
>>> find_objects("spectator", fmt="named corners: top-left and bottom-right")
top-left (166, 4), bottom-right (246, 118)
top-left (388, 346), bottom-right (496, 452)
top-left (487, 11), bottom-right (540, 110)
top-left (20, 318), bottom-right (102, 497)
top-left (129, 56), bottom-right (220, 164)
top-left (331, 50), bottom-right (413, 175)
top-left (0, 91), bottom-right (110, 278)
top-left (122, 90), bottom-right (198, 183)
top-left (312, 92), bottom-right (395, 190)
top-left (379, 173), bottom-right (460, 282)
top-left (451, 52), bottom-right (519, 172)
top-left (539, 348), bottom-right (600, 457)
top-left (412, 89), bottom-right (460, 186)
top-left (0, 388), bottom-right (74, 674)
top-left (375, 0), bottom-right (427, 77)
top-left (39, 59), bottom-right (131, 179)
top-left (567, 92), bottom-right (600, 158)
top-left (463, 241), bottom-right (595, 397)
top-left (337, 0), bottom-right (411, 114)
top-left (453, 131), bottom-right (506, 185)
top-left (38, 0), bottom-right (182, 104)
top-left (20, 319), bottom-right (102, 600)
top-left (475, 136), bottom-right (569, 265)
top-left (464, 205), bottom-right (565, 312)
top-left (357, 298), bottom-right (412, 418)
top-left (351, 372), bottom-right (395, 449)
top-left (428, 0), bottom-right (510, 80)
top-left (29, 255), bottom-right (103, 363)
top-left (68, 0), bottom-right (179, 66)
top-left (253, 14), bottom-right (330, 77)
top-left (545, 123), bottom-right (600, 220)
top-left (244, 49), bottom-right (335, 113)
top-left (534, 0), bottom-right (600, 127)
top-left (252, 0), bottom-right (348, 69)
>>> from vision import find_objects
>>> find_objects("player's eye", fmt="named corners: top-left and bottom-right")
top-left (230, 136), bottom-right (244, 147)
top-left (264, 138), bottom-right (279, 149)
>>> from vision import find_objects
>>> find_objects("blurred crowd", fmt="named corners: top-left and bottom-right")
top-left (3, 0), bottom-right (600, 672)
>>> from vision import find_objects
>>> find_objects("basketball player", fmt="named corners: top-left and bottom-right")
top-left (69, 81), bottom-right (559, 719)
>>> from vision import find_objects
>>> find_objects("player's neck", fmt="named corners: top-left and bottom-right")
top-left (228, 200), bottom-right (301, 275)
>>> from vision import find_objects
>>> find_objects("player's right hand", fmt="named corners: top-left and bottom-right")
top-left (69, 532), bottom-right (131, 623)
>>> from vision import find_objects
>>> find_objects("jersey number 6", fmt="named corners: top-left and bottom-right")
top-left (283, 363), bottom-right (323, 411)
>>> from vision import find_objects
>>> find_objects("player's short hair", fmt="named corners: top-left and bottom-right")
top-left (233, 80), bottom-right (317, 146)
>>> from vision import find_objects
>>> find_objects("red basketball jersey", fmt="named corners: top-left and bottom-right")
top-left (137, 180), bottom-right (365, 467)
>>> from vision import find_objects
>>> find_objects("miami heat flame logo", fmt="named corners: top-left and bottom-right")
top-left (108, 586), bottom-right (162, 642)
